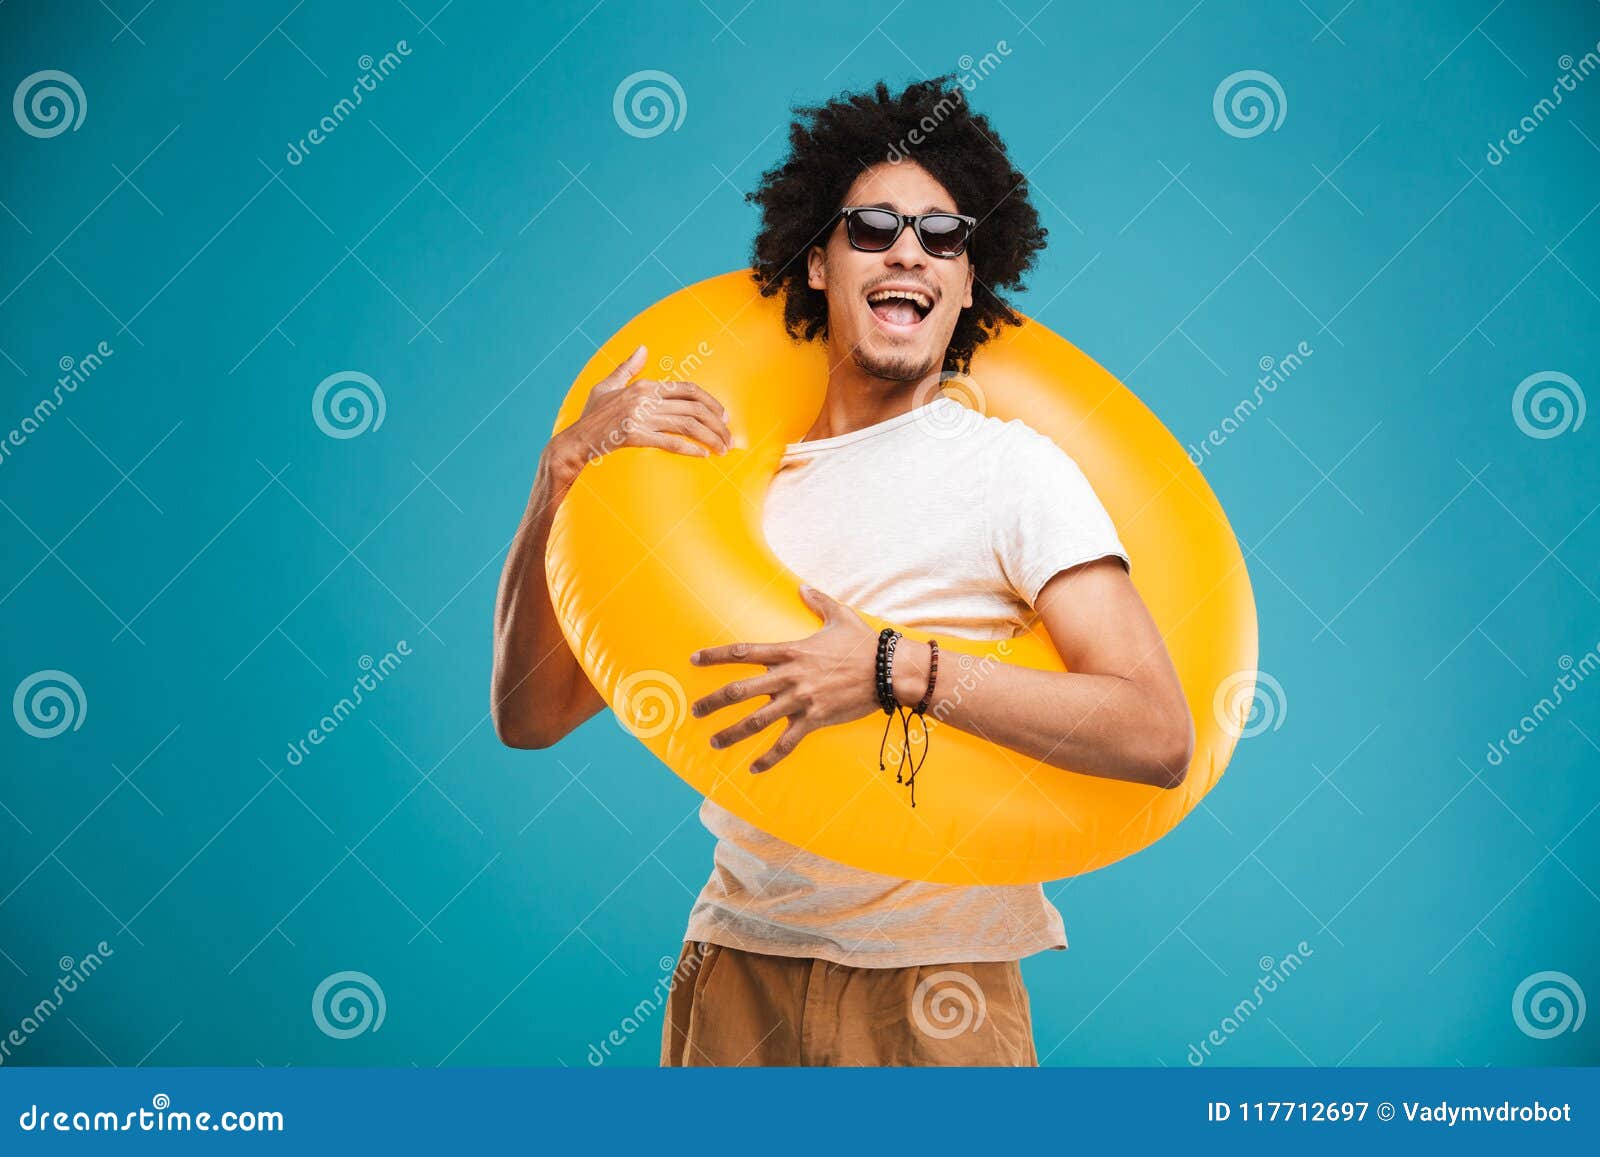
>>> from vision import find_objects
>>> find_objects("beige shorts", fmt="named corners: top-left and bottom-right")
top-left (660, 940), bottom-right (1038, 1067)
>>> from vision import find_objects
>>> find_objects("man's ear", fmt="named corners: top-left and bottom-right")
top-left (962, 263), bottom-right (974, 310)
top-left (807, 245), bottom-right (826, 291)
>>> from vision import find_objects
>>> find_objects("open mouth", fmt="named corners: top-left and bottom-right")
top-left (866, 286), bottom-right (934, 330)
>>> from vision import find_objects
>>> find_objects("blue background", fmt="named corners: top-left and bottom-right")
top-left (1, 0), bottom-right (1596, 1069)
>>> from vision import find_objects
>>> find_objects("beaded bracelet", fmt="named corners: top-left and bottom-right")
top-left (872, 630), bottom-right (939, 807)
top-left (874, 628), bottom-right (899, 714)
top-left (875, 628), bottom-right (907, 786)
top-left (914, 639), bottom-right (940, 715)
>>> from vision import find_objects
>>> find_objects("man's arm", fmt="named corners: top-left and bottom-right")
top-left (490, 449), bottom-right (607, 749)
top-left (492, 347), bottom-right (731, 748)
top-left (689, 557), bottom-right (1194, 788)
top-left (889, 556), bottom-right (1194, 788)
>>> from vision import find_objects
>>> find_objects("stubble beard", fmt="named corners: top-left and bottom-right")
top-left (852, 342), bottom-right (941, 383)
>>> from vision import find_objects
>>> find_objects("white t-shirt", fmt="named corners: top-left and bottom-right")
top-left (683, 394), bottom-right (1131, 968)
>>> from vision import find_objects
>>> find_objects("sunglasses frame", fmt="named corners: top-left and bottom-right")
top-left (836, 206), bottom-right (977, 259)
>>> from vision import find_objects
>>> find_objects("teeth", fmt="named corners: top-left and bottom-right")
top-left (867, 288), bottom-right (933, 311)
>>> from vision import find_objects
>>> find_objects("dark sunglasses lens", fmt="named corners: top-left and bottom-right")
top-left (918, 215), bottom-right (971, 256)
top-left (847, 209), bottom-right (901, 250)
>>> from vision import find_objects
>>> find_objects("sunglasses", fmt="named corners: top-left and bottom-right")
top-left (837, 206), bottom-right (976, 259)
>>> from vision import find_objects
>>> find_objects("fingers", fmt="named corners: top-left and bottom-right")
top-left (577, 359), bottom-right (733, 466)
top-left (750, 719), bottom-right (809, 774)
top-left (691, 641), bottom-right (791, 668)
top-left (620, 384), bottom-right (731, 454)
top-left (621, 410), bottom-right (728, 456)
top-left (641, 379), bottom-right (728, 420)
top-left (684, 654), bottom-right (812, 771)
top-left (594, 345), bottom-right (648, 393)
top-left (797, 583), bottom-right (845, 623)
top-left (693, 687), bottom-right (810, 771)
top-left (707, 694), bottom-right (795, 750)
top-left (631, 431), bottom-right (709, 457)
top-left (648, 400), bottom-right (732, 453)
top-left (692, 672), bottom-right (785, 719)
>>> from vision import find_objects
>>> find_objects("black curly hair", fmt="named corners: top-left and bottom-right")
top-left (747, 76), bottom-right (1047, 374)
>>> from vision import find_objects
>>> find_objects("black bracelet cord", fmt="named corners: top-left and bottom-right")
top-left (874, 629), bottom-right (936, 807)
top-left (902, 638), bottom-right (938, 806)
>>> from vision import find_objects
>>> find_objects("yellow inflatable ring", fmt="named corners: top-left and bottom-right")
top-left (547, 270), bottom-right (1257, 885)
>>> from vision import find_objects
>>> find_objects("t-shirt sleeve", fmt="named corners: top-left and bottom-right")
top-left (989, 422), bottom-right (1131, 607)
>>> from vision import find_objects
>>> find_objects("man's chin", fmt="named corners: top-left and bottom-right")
top-left (852, 342), bottom-right (940, 383)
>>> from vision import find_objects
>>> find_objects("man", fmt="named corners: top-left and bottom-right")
top-left (492, 77), bottom-right (1193, 1066)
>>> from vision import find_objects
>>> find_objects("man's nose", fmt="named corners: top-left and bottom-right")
top-left (882, 223), bottom-right (928, 270)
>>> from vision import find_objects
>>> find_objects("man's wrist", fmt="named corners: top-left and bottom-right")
top-left (890, 637), bottom-right (932, 708)
top-left (537, 433), bottom-right (585, 507)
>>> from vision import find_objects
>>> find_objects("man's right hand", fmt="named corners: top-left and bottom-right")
top-left (544, 345), bottom-right (731, 494)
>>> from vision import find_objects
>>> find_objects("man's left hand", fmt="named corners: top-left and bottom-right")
top-left (690, 586), bottom-right (886, 773)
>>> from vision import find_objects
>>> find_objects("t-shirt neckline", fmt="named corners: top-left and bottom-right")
top-left (784, 396), bottom-right (963, 457)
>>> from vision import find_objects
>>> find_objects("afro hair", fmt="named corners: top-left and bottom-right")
top-left (746, 76), bottom-right (1047, 374)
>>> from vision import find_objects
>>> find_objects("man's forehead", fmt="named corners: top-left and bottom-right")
top-left (844, 163), bottom-right (958, 213)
